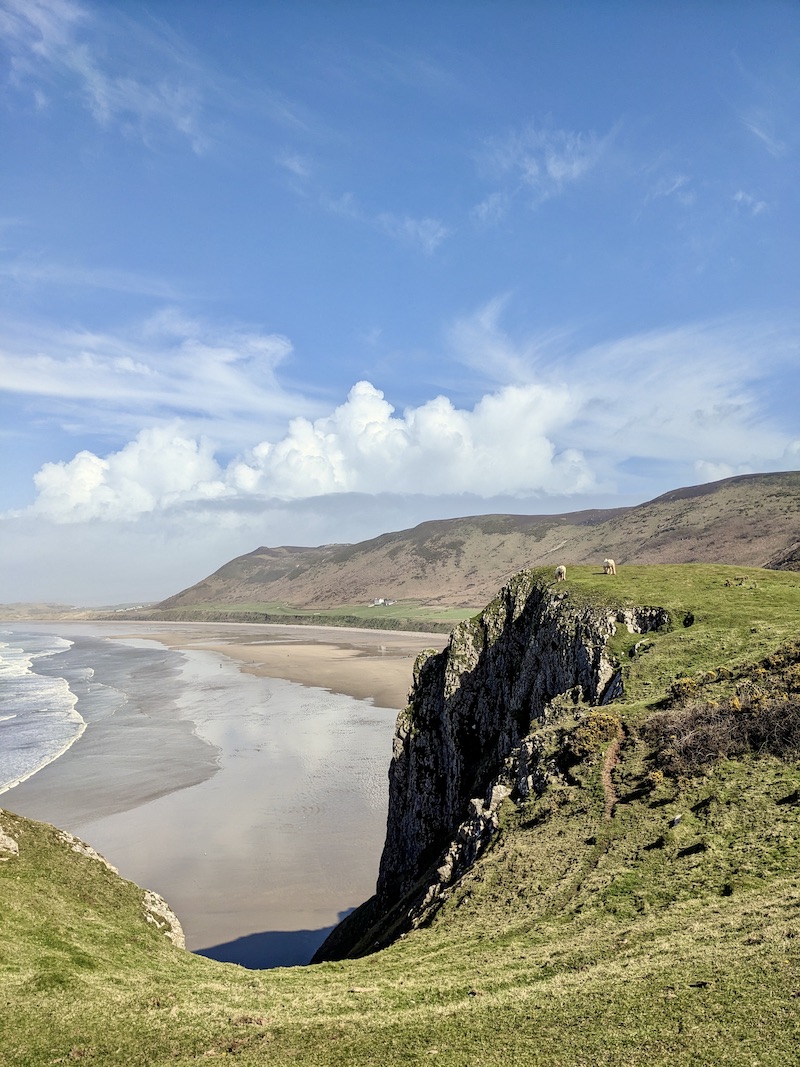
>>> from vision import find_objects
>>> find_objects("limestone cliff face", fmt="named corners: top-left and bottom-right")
top-left (313, 569), bottom-right (668, 961)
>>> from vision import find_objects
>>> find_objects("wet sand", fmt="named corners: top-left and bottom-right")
top-left (4, 621), bottom-right (447, 966)
top-left (120, 621), bottom-right (447, 709)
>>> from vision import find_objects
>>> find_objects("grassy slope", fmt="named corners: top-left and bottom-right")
top-left (150, 472), bottom-right (800, 617)
top-left (2, 563), bottom-right (800, 1066)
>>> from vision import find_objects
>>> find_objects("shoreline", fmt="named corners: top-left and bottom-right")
top-left (1, 620), bottom-right (448, 965)
top-left (0, 711), bottom-right (87, 798)
top-left (104, 620), bottom-right (449, 711)
top-left (0, 631), bottom-right (89, 797)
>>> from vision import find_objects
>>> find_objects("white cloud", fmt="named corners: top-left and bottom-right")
top-left (375, 213), bottom-right (449, 255)
top-left (0, 258), bottom-right (182, 297)
top-left (447, 305), bottom-right (800, 480)
top-left (0, 0), bottom-right (209, 150)
top-left (277, 152), bottom-right (312, 179)
top-left (741, 109), bottom-right (787, 158)
top-left (323, 192), bottom-right (449, 254)
top-left (29, 425), bottom-right (224, 522)
top-left (0, 309), bottom-right (306, 444)
top-left (471, 191), bottom-right (510, 225)
top-left (17, 378), bottom-right (595, 524)
top-left (733, 189), bottom-right (768, 216)
top-left (645, 173), bottom-right (696, 208)
top-left (477, 121), bottom-right (611, 209)
top-left (8, 307), bottom-right (800, 532)
top-left (227, 380), bottom-right (591, 500)
top-left (564, 322), bottom-right (793, 475)
top-left (693, 460), bottom-right (751, 483)
top-left (447, 295), bottom-right (567, 384)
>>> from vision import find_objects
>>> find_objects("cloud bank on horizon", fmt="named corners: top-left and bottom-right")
top-left (1, 0), bottom-right (798, 602)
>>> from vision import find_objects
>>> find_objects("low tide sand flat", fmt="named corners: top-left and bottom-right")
top-left (1, 621), bottom-right (446, 967)
top-left (122, 621), bottom-right (445, 709)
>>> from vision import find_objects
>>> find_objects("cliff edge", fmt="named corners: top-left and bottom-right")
top-left (313, 568), bottom-right (669, 960)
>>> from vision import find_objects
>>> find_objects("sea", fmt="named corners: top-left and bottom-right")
top-left (0, 624), bottom-right (178, 795)
top-left (1, 627), bottom-right (90, 794)
top-left (0, 622), bottom-right (398, 968)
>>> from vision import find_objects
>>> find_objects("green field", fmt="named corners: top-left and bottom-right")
top-left (126, 599), bottom-right (477, 632)
top-left (2, 564), bottom-right (800, 1066)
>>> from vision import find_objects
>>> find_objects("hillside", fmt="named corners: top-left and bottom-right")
top-left (156, 471), bottom-right (800, 617)
top-left (2, 562), bottom-right (800, 1065)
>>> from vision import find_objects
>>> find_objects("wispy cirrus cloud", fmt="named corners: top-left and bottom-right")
top-left (343, 41), bottom-right (460, 96)
top-left (375, 212), bottom-right (449, 255)
top-left (277, 152), bottom-right (313, 180)
top-left (446, 295), bottom-right (569, 385)
top-left (0, 308), bottom-right (314, 445)
top-left (473, 120), bottom-right (613, 218)
top-left (324, 192), bottom-right (449, 255)
top-left (733, 189), bottom-right (768, 216)
top-left (447, 301), bottom-right (799, 480)
top-left (0, 0), bottom-right (210, 150)
top-left (741, 108), bottom-right (788, 159)
top-left (644, 173), bottom-right (696, 208)
top-left (0, 257), bottom-right (183, 298)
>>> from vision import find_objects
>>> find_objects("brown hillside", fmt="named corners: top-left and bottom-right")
top-left (158, 471), bottom-right (800, 610)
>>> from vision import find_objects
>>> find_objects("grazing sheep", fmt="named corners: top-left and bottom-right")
top-left (603, 558), bottom-right (617, 575)
top-left (555, 565), bottom-right (567, 582)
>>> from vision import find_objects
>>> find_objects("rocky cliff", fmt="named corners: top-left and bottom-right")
top-left (313, 569), bottom-right (669, 961)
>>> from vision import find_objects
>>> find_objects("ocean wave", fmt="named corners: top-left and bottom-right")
top-left (0, 633), bottom-right (88, 794)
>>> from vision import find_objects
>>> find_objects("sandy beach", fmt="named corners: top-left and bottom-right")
top-left (120, 621), bottom-right (447, 709)
top-left (3, 621), bottom-right (447, 967)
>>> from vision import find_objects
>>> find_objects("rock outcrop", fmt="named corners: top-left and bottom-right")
top-left (313, 569), bottom-right (669, 961)
top-left (0, 816), bottom-right (19, 860)
top-left (142, 889), bottom-right (186, 948)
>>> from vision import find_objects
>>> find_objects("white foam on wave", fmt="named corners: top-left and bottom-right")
top-left (0, 634), bottom-right (88, 794)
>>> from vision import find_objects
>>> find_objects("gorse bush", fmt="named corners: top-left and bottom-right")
top-left (643, 696), bottom-right (800, 777)
top-left (642, 638), bottom-right (800, 777)
top-left (565, 710), bottom-right (622, 761)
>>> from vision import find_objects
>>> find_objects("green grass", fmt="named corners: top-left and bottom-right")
top-left (193, 600), bottom-right (476, 623)
top-left (3, 563), bottom-right (800, 1065)
top-left (547, 563), bottom-right (800, 706)
top-left (128, 599), bottom-right (476, 632)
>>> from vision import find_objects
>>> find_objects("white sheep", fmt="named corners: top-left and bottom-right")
top-left (555, 565), bottom-right (567, 582)
top-left (603, 558), bottom-right (617, 575)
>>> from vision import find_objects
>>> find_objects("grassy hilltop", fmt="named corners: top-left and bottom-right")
top-left (145, 471), bottom-right (800, 626)
top-left (2, 563), bottom-right (800, 1066)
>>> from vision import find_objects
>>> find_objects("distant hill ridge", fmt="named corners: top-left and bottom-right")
top-left (159, 471), bottom-right (800, 612)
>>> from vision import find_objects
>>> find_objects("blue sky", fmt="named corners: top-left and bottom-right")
top-left (1, 0), bottom-right (798, 603)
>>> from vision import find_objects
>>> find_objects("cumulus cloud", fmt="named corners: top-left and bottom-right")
top-left (24, 380), bottom-right (594, 522)
top-left (11, 309), bottom-right (800, 528)
top-left (693, 460), bottom-right (752, 483)
top-left (228, 380), bottom-right (591, 499)
top-left (30, 426), bottom-right (224, 522)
